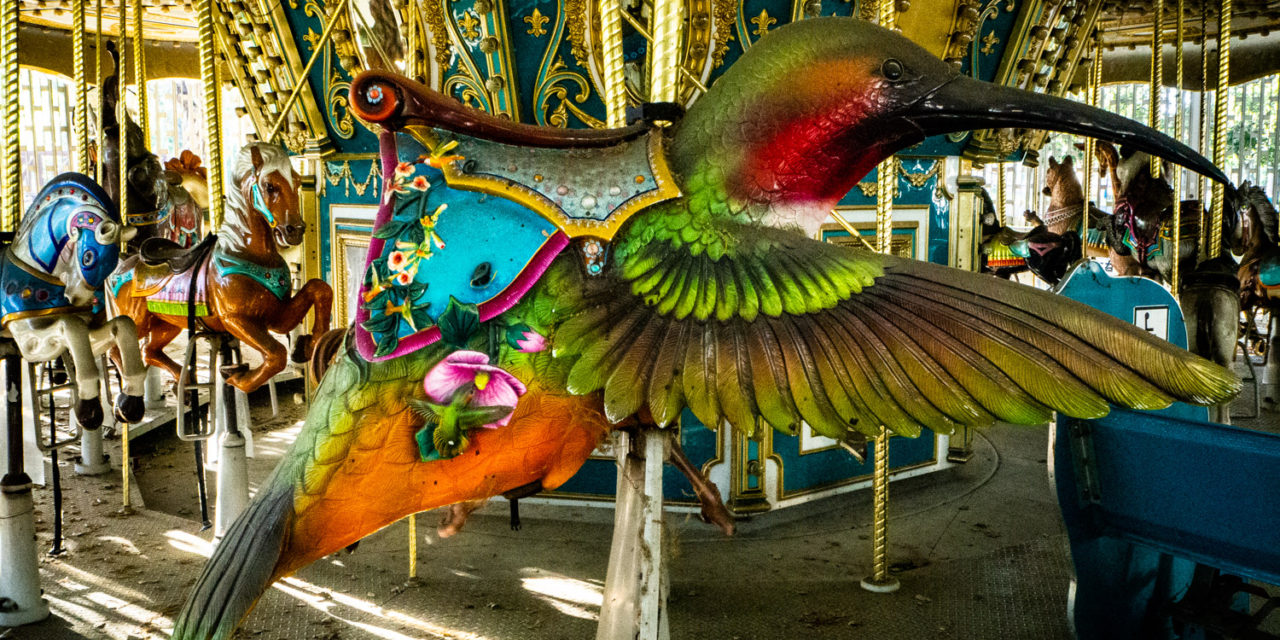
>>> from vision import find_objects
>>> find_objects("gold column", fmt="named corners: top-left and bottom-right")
top-left (118, 0), bottom-right (132, 511)
top-left (132, 0), bottom-right (147, 145)
top-left (1149, 0), bottom-right (1163, 179)
top-left (1171, 0), bottom-right (1184, 295)
top-left (196, 0), bottom-right (224, 230)
top-left (996, 163), bottom-right (1007, 227)
top-left (2, 0), bottom-right (19, 232)
top-left (1209, 0), bottom-right (1230, 259)
top-left (95, 0), bottom-right (103, 183)
top-left (1199, 7), bottom-right (1209, 221)
top-left (407, 514), bottom-right (418, 580)
top-left (862, 0), bottom-right (898, 595)
top-left (73, 0), bottom-right (90, 175)
top-left (648, 0), bottom-right (682, 103)
top-left (1082, 32), bottom-right (1100, 241)
top-left (599, 0), bottom-right (627, 127)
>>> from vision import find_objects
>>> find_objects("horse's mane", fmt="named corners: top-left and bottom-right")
top-left (1239, 180), bottom-right (1278, 244)
top-left (225, 143), bottom-right (293, 217)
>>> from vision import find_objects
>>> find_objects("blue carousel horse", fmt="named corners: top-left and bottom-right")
top-left (1, 173), bottom-right (147, 428)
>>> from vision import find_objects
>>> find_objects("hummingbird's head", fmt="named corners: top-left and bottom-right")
top-left (674, 18), bottom-right (1230, 218)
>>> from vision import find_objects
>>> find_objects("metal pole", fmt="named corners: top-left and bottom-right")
top-left (131, 0), bottom-right (147, 145)
top-left (1149, 0), bottom-right (1163, 180)
top-left (263, 0), bottom-right (353, 144)
top-left (648, 0), bottom-right (682, 104)
top-left (94, 0), bottom-right (103, 183)
top-left (408, 513), bottom-right (418, 580)
top-left (1209, 0), bottom-right (1230, 259)
top-left (599, 0), bottom-right (627, 127)
top-left (862, 0), bottom-right (899, 596)
top-left (196, 0), bottom-right (224, 230)
top-left (73, 0), bottom-right (90, 175)
top-left (997, 163), bottom-right (1007, 227)
top-left (0, 350), bottom-right (51, 626)
top-left (1171, 0), bottom-right (1183, 296)
top-left (2, 0), bottom-right (19, 232)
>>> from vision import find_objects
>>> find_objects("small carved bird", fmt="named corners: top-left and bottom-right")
top-left (173, 18), bottom-right (1238, 639)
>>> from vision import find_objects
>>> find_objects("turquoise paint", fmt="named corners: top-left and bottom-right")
top-left (832, 159), bottom-right (950, 266)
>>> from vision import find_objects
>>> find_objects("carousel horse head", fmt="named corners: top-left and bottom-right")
top-left (1238, 181), bottom-right (1278, 250)
top-left (8, 174), bottom-right (134, 311)
top-left (99, 41), bottom-right (171, 227)
top-left (226, 142), bottom-right (304, 247)
top-left (1091, 141), bottom-right (1175, 264)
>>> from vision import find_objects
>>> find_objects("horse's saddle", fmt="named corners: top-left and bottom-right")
top-left (139, 234), bottom-right (216, 273)
top-left (348, 75), bottom-right (683, 361)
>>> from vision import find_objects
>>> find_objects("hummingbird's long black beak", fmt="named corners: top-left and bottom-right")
top-left (907, 74), bottom-right (1232, 189)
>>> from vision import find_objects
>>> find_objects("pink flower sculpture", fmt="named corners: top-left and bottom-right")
top-left (513, 328), bottom-right (546, 353)
top-left (422, 351), bottom-right (527, 428)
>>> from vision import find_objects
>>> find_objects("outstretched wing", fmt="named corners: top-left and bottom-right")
top-left (549, 214), bottom-right (1239, 439)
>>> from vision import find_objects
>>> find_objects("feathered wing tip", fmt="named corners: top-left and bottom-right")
top-left (171, 487), bottom-right (293, 640)
top-left (883, 255), bottom-right (1242, 408)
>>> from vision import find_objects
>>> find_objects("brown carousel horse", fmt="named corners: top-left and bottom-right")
top-left (1090, 141), bottom-right (1243, 419)
top-left (109, 143), bottom-right (333, 393)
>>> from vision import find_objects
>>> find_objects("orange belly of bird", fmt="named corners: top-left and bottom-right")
top-left (277, 390), bottom-right (612, 578)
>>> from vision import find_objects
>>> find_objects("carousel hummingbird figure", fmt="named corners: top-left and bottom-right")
top-left (174, 18), bottom-right (1240, 639)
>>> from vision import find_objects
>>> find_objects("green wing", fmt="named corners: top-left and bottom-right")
top-left (549, 215), bottom-right (1239, 439)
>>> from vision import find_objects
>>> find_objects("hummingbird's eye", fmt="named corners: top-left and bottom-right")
top-left (882, 59), bottom-right (904, 81)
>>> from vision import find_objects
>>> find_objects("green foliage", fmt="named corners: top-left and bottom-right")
top-left (438, 296), bottom-right (481, 349)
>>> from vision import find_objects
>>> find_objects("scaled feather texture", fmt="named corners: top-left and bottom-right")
top-left (174, 17), bottom-right (1240, 640)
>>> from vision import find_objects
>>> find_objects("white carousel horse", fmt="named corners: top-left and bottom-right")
top-left (1, 173), bottom-right (147, 429)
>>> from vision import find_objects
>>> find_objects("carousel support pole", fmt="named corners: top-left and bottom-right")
top-left (0, 0), bottom-right (48, 621)
top-left (1209, 0), bottom-right (1230, 260)
top-left (73, 357), bottom-right (112, 475)
top-left (1149, 0), bottom-right (1163, 181)
top-left (863, 92), bottom-right (900, 594)
top-left (143, 366), bottom-right (165, 408)
top-left (1082, 31), bottom-right (1100, 245)
top-left (131, 0), bottom-right (147, 145)
top-left (0, 348), bottom-right (50, 627)
top-left (599, 0), bottom-right (627, 127)
top-left (997, 162), bottom-right (1007, 226)
top-left (407, 514), bottom-right (419, 582)
top-left (94, 0), bottom-right (102, 183)
top-left (597, 428), bottom-right (670, 640)
top-left (596, 1), bottom-right (681, 634)
top-left (213, 344), bottom-right (248, 539)
top-left (73, 0), bottom-right (89, 174)
top-left (1171, 0), bottom-right (1183, 298)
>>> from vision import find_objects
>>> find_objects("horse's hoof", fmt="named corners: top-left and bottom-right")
top-left (76, 399), bottom-right (104, 431)
top-left (290, 334), bottom-right (312, 364)
top-left (114, 393), bottom-right (145, 424)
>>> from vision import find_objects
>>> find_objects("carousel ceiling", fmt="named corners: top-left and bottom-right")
top-left (16, 0), bottom-right (1280, 161)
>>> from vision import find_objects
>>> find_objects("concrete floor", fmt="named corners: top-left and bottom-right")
top-left (6, 361), bottom-right (1278, 640)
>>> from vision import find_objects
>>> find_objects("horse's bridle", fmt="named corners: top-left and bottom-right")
top-left (1116, 199), bottom-right (1161, 263)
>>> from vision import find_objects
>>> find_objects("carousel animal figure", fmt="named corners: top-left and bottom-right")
top-left (100, 42), bottom-right (203, 252)
top-left (977, 188), bottom-right (1032, 279)
top-left (982, 155), bottom-right (1108, 286)
top-left (173, 18), bottom-right (1242, 639)
top-left (1, 174), bottom-right (147, 429)
top-left (109, 143), bottom-right (333, 394)
top-left (1090, 140), bottom-right (1243, 381)
top-left (1236, 181), bottom-right (1280, 388)
top-left (160, 150), bottom-right (209, 248)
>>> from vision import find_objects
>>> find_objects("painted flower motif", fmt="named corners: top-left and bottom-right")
top-left (394, 162), bottom-right (415, 179)
top-left (423, 351), bottom-right (527, 428)
top-left (505, 323), bottom-right (547, 353)
top-left (387, 250), bottom-right (411, 272)
top-left (409, 175), bottom-right (430, 191)
top-left (393, 269), bottom-right (415, 286)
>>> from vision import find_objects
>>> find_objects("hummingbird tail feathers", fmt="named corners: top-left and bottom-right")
top-left (172, 487), bottom-right (293, 640)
